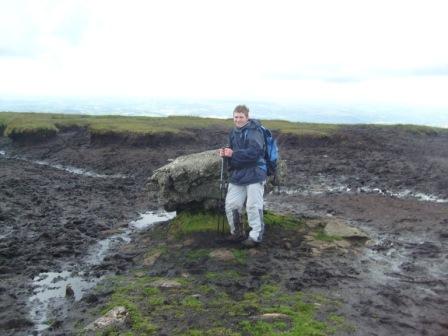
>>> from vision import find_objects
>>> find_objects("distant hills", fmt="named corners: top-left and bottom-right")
top-left (0, 96), bottom-right (446, 128)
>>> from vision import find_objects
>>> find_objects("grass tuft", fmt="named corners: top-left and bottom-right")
top-left (264, 211), bottom-right (305, 230)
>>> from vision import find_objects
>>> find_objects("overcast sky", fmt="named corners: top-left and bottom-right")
top-left (1, 0), bottom-right (448, 108)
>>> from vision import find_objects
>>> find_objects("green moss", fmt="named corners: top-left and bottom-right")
top-left (264, 211), bottom-right (305, 230)
top-left (205, 270), bottom-right (242, 281)
top-left (143, 287), bottom-right (165, 306)
top-left (73, 209), bottom-right (353, 335)
top-left (169, 210), bottom-right (303, 240)
top-left (186, 249), bottom-right (210, 261)
top-left (181, 295), bottom-right (203, 310)
top-left (169, 211), bottom-right (226, 239)
top-left (101, 294), bottom-right (157, 335)
top-left (259, 284), bottom-right (280, 298)
top-left (87, 270), bottom-right (351, 336)
top-left (238, 291), bottom-right (332, 336)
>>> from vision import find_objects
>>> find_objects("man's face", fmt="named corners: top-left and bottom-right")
top-left (233, 112), bottom-right (249, 128)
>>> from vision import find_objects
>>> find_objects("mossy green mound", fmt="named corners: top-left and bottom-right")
top-left (87, 274), bottom-right (352, 336)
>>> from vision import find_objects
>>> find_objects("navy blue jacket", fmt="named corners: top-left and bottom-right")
top-left (228, 119), bottom-right (267, 185)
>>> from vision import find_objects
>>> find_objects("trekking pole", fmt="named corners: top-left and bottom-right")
top-left (217, 154), bottom-right (228, 235)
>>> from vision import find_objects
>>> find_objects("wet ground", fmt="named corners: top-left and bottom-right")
top-left (0, 125), bottom-right (447, 335)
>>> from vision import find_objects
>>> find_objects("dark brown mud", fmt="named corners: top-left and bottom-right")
top-left (0, 125), bottom-right (447, 336)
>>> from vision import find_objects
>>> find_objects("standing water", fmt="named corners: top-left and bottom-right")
top-left (27, 210), bottom-right (176, 334)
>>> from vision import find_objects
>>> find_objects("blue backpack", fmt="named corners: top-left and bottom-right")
top-left (259, 125), bottom-right (279, 176)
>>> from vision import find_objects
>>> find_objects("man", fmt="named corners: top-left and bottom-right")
top-left (219, 105), bottom-right (266, 248)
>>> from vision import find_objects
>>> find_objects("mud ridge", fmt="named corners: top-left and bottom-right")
top-left (1, 125), bottom-right (447, 336)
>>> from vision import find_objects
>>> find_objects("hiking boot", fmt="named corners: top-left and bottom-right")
top-left (241, 238), bottom-right (260, 248)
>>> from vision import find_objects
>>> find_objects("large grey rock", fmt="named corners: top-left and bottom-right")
top-left (147, 150), bottom-right (222, 211)
top-left (147, 150), bottom-right (286, 211)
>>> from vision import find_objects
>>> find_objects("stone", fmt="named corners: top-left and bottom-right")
top-left (151, 279), bottom-right (182, 288)
top-left (209, 248), bottom-right (235, 262)
top-left (334, 240), bottom-right (352, 249)
top-left (253, 313), bottom-right (291, 321)
top-left (143, 251), bottom-right (162, 267)
top-left (147, 150), bottom-right (222, 211)
top-left (306, 219), bottom-right (326, 229)
top-left (324, 219), bottom-right (369, 240)
top-left (147, 149), bottom-right (287, 211)
top-left (65, 284), bottom-right (74, 298)
top-left (85, 306), bottom-right (129, 331)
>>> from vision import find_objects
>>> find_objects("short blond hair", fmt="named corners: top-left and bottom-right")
top-left (233, 105), bottom-right (249, 117)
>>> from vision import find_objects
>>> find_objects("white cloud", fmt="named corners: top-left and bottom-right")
top-left (1, 0), bottom-right (448, 107)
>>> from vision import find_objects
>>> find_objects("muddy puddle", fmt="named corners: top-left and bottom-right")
top-left (345, 232), bottom-right (448, 335)
top-left (1, 149), bottom-right (128, 179)
top-left (364, 234), bottom-right (447, 287)
top-left (26, 210), bottom-right (176, 334)
top-left (277, 175), bottom-right (448, 203)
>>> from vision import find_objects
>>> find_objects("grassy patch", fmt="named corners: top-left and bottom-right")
top-left (205, 270), bottom-right (242, 282)
top-left (0, 111), bottom-right (342, 141)
top-left (1, 111), bottom-right (447, 141)
top-left (264, 211), bottom-right (305, 230)
top-left (186, 248), bottom-right (211, 261)
top-left (98, 276), bottom-right (158, 334)
top-left (181, 295), bottom-right (204, 310)
top-left (116, 212), bottom-right (345, 333)
top-left (82, 258), bottom-right (352, 336)
top-left (169, 211), bottom-right (226, 239)
top-left (366, 123), bottom-right (447, 135)
top-left (168, 210), bottom-right (304, 242)
top-left (4, 116), bottom-right (58, 140)
top-left (264, 120), bottom-right (341, 138)
top-left (0, 112), bottom-right (230, 140)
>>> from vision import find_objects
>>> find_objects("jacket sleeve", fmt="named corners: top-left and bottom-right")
top-left (230, 128), bottom-right (265, 169)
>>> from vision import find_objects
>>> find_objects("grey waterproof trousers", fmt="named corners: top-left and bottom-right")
top-left (225, 181), bottom-right (265, 242)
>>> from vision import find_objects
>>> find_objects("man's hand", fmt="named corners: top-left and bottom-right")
top-left (219, 147), bottom-right (233, 157)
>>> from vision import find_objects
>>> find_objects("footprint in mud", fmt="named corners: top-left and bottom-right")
top-left (399, 261), bottom-right (426, 273)
top-left (291, 261), bottom-right (339, 289)
top-left (408, 241), bottom-right (441, 258)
